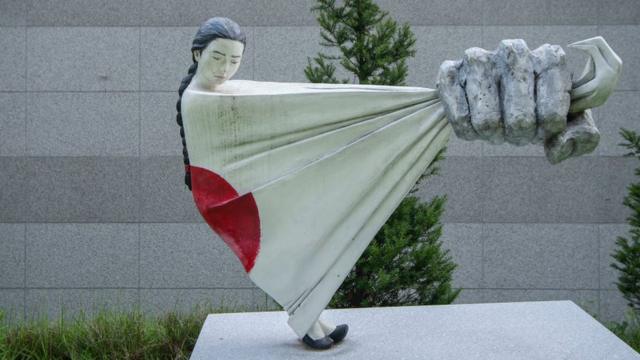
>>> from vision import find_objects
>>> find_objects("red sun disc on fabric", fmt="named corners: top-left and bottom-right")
top-left (188, 165), bottom-right (261, 273)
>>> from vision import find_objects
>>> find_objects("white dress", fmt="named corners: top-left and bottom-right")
top-left (181, 80), bottom-right (452, 337)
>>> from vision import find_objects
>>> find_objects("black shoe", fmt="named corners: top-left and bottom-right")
top-left (302, 334), bottom-right (333, 350)
top-left (328, 324), bottom-right (349, 343)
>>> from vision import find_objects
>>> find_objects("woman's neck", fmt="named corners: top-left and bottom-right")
top-left (191, 74), bottom-right (219, 92)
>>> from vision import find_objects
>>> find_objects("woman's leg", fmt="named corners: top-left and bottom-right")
top-left (318, 318), bottom-right (336, 335)
top-left (298, 311), bottom-right (348, 349)
top-left (306, 321), bottom-right (326, 340)
top-left (302, 320), bottom-right (333, 350)
top-left (318, 314), bottom-right (349, 343)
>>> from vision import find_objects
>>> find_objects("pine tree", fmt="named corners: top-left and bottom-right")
top-left (611, 128), bottom-right (640, 313)
top-left (305, 0), bottom-right (461, 307)
top-left (305, 0), bottom-right (416, 85)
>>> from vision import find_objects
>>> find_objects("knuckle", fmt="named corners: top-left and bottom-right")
top-left (438, 60), bottom-right (461, 83)
top-left (497, 39), bottom-right (531, 67)
top-left (463, 47), bottom-right (494, 66)
top-left (532, 44), bottom-right (567, 72)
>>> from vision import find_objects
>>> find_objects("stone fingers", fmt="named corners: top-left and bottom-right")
top-left (534, 44), bottom-right (597, 164)
top-left (461, 47), bottom-right (504, 144)
top-left (437, 39), bottom-right (590, 163)
top-left (437, 41), bottom-right (541, 146)
top-left (532, 44), bottom-right (572, 144)
top-left (496, 39), bottom-right (537, 145)
top-left (436, 60), bottom-right (479, 141)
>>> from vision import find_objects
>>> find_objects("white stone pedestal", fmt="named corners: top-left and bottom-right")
top-left (190, 300), bottom-right (640, 360)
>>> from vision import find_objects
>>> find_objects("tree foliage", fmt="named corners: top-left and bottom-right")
top-left (305, 0), bottom-right (416, 85)
top-left (611, 128), bottom-right (640, 313)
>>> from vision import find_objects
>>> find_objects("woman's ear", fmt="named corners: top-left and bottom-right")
top-left (193, 50), bottom-right (201, 62)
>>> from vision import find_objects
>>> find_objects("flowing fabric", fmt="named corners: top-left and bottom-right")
top-left (181, 80), bottom-right (452, 337)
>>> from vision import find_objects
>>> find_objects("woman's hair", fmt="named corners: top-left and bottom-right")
top-left (177, 17), bottom-right (246, 190)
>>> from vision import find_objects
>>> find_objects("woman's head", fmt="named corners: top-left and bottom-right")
top-left (177, 17), bottom-right (246, 191)
top-left (191, 17), bottom-right (246, 89)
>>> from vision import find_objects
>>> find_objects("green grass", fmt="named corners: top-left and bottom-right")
top-left (604, 308), bottom-right (640, 353)
top-left (0, 302), bottom-right (259, 360)
top-left (577, 304), bottom-right (640, 354)
top-left (1, 303), bottom-right (639, 358)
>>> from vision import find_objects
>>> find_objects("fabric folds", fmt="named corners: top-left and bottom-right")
top-left (181, 80), bottom-right (452, 337)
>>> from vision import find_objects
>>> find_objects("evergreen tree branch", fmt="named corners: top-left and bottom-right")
top-left (611, 127), bottom-right (640, 313)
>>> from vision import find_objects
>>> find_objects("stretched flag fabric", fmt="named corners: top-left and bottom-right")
top-left (181, 80), bottom-right (452, 337)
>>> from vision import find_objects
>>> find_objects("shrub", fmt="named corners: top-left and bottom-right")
top-left (0, 303), bottom-right (235, 359)
top-left (611, 128), bottom-right (640, 313)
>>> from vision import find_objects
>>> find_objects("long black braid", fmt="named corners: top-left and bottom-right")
top-left (176, 17), bottom-right (246, 191)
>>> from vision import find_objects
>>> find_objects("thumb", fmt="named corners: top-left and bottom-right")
top-left (544, 109), bottom-right (600, 164)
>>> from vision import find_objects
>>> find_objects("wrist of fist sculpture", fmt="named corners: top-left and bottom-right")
top-left (437, 38), bottom-right (621, 164)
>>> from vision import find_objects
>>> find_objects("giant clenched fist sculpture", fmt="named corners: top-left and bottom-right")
top-left (437, 37), bottom-right (622, 164)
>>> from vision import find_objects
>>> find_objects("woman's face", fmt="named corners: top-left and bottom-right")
top-left (194, 38), bottom-right (244, 88)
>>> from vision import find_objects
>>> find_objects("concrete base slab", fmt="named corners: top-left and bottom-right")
top-left (190, 300), bottom-right (640, 360)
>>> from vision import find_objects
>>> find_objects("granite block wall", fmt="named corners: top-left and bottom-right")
top-left (0, 0), bottom-right (638, 325)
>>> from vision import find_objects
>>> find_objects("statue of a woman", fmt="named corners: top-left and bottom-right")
top-left (176, 17), bottom-right (621, 350)
top-left (176, 17), bottom-right (351, 349)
